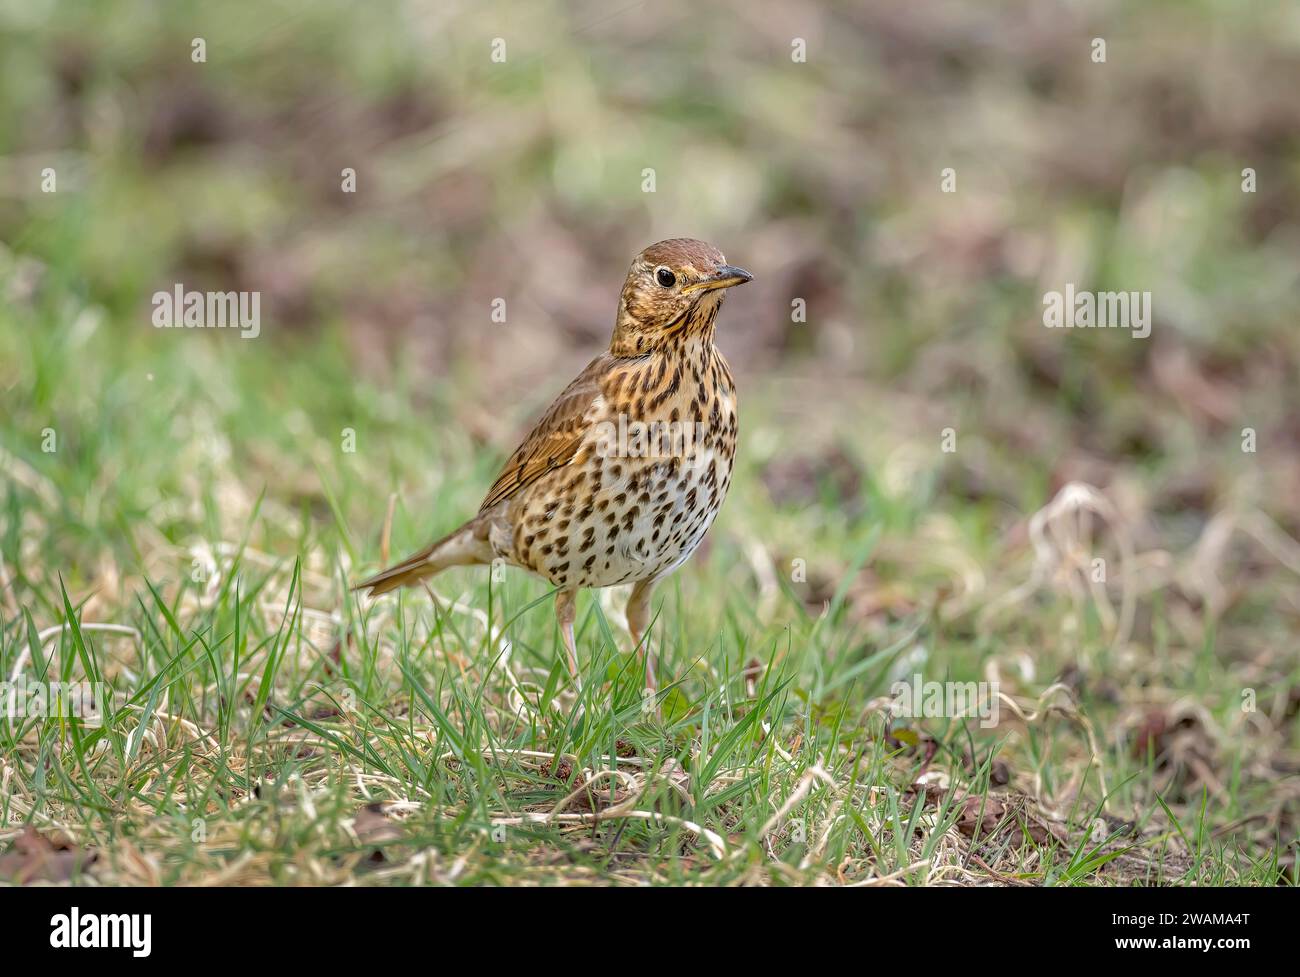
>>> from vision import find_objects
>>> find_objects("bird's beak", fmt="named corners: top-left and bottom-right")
top-left (682, 265), bottom-right (754, 294)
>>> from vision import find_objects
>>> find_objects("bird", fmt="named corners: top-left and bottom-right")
top-left (353, 238), bottom-right (752, 696)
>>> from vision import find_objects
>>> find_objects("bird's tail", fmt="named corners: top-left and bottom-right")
top-left (352, 520), bottom-right (493, 597)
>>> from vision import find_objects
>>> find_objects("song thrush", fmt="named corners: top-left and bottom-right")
top-left (354, 238), bottom-right (752, 694)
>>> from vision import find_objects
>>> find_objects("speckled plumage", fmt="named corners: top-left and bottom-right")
top-left (355, 239), bottom-right (752, 692)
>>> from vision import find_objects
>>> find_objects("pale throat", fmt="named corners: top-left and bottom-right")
top-left (609, 292), bottom-right (723, 357)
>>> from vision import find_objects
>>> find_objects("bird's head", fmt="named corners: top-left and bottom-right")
top-left (610, 238), bottom-right (752, 356)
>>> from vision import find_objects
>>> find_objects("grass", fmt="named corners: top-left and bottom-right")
top-left (1, 298), bottom-right (1294, 886)
top-left (2, 0), bottom-right (1298, 887)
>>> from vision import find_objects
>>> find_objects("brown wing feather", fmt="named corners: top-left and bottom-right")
top-left (478, 354), bottom-right (614, 512)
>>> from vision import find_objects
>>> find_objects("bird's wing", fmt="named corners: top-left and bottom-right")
top-left (478, 353), bottom-right (613, 512)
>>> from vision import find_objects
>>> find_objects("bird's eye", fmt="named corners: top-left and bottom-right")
top-left (655, 266), bottom-right (676, 288)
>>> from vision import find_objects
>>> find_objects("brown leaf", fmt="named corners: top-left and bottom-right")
top-left (352, 803), bottom-right (402, 846)
top-left (0, 826), bottom-right (96, 883)
top-left (990, 759), bottom-right (1012, 787)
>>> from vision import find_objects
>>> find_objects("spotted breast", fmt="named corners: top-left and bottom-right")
top-left (500, 303), bottom-right (737, 590)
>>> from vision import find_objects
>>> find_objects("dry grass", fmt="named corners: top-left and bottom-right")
top-left (2, 0), bottom-right (1299, 885)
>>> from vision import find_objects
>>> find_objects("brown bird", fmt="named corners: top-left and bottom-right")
top-left (354, 238), bottom-right (751, 694)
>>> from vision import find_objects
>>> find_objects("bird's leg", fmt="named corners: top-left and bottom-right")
top-left (554, 588), bottom-right (581, 690)
top-left (627, 578), bottom-right (658, 697)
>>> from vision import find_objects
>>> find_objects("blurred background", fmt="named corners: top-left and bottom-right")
top-left (4, 3), bottom-right (1298, 446)
top-left (1, 0), bottom-right (1300, 876)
